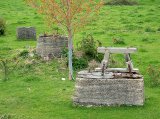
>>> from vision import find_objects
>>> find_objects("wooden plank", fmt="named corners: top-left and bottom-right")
top-left (97, 47), bottom-right (137, 54)
top-left (95, 68), bottom-right (139, 73)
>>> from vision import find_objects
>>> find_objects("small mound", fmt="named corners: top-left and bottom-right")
top-left (105, 0), bottom-right (138, 6)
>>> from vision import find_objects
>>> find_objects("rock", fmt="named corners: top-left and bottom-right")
top-left (17, 27), bottom-right (36, 40)
top-left (36, 35), bottom-right (68, 58)
top-left (62, 78), bottom-right (66, 81)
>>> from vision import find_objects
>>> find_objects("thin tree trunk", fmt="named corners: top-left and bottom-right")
top-left (66, 0), bottom-right (74, 80)
top-left (68, 28), bottom-right (73, 80)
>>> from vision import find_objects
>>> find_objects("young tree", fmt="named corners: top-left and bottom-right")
top-left (26, 0), bottom-right (103, 80)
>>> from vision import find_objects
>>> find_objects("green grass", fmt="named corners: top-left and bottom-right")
top-left (0, 0), bottom-right (160, 118)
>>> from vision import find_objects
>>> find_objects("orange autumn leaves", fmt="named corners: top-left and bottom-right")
top-left (26, 0), bottom-right (103, 32)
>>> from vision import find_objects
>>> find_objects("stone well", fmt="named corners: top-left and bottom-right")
top-left (36, 35), bottom-right (68, 58)
top-left (73, 70), bottom-right (144, 106)
top-left (17, 27), bottom-right (36, 40)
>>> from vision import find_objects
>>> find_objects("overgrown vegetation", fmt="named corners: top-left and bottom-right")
top-left (0, 48), bottom-right (39, 81)
top-left (72, 57), bottom-right (88, 70)
top-left (62, 48), bottom-right (88, 70)
top-left (0, 57), bottom-right (20, 81)
top-left (0, 18), bottom-right (6, 36)
top-left (61, 35), bottom-right (103, 70)
top-left (77, 34), bottom-right (103, 61)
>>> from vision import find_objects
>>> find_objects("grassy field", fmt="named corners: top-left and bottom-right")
top-left (0, 0), bottom-right (160, 119)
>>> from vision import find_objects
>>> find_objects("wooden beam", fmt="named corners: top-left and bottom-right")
top-left (95, 68), bottom-right (139, 73)
top-left (97, 47), bottom-right (137, 54)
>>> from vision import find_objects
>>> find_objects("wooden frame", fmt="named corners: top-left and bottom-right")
top-left (96, 47), bottom-right (138, 75)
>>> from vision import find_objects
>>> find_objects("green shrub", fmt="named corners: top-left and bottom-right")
top-left (18, 48), bottom-right (39, 60)
top-left (95, 53), bottom-right (104, 62)
top-left (63, 34), bottom-right (103, 70)
top-left (62, 48), bottom-right (88, 70)
top-left (77, 34), bottom-right (102, 60)
top-left (78, 35), bottom-right (97, 58)
top-left (0, 18), bottom-right (6, 36)
top-left (105, 0), bottom-right (138, 5)
top-left (72, 57), bottom-right (88, 70)
top-left (147, 65), bottom-right (160, 87)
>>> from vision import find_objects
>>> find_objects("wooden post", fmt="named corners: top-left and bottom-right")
top-left (101, 51), bottom-right (110, 76)
top-left (125, 53), bottom-right (134, 73)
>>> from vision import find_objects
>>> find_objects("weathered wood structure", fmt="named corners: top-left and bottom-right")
top-left (73, 47), bottom-right (144, 106)
top-left (96, 47), bottom-right (137, 75)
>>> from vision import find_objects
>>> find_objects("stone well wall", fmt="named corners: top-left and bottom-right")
top-left (73, 71), bottom-right (144, 106)
top-left (17, 27), bottom-right (36, 40)
top-left (36, 35), bottom-right (68, 58)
